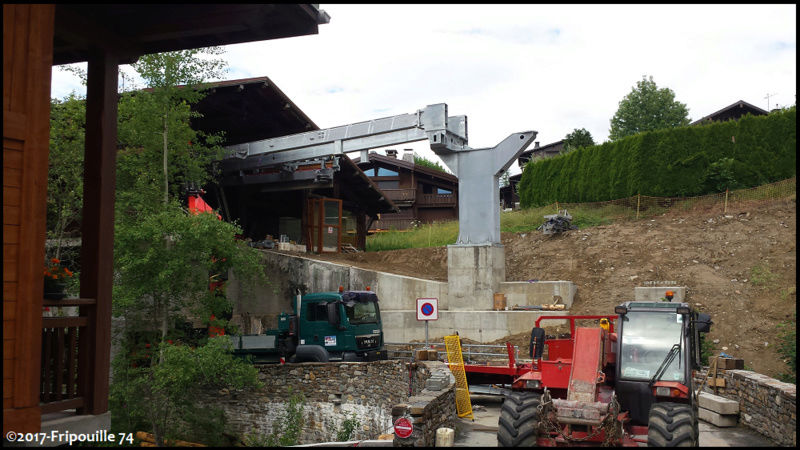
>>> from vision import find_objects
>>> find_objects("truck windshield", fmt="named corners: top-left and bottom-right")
top-left (619, 311), bottom-right (685, 383)
top-left (344, 301), bottom-right (379, 325)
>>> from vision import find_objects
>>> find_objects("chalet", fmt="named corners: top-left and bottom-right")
top-left (353, 150), bottom-right (459, 230)
top-left (500, 140), bottom-right (565, 209)
top-left (189, 76), bottom-right (397, 252)
top-left (690, 100), bottom-right (768, 125)
top-left (4, 3), bottom-right (328, 435)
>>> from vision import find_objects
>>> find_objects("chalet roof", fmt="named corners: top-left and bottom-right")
top-left (352, 152), bottom-right (459, 184)
top-left (190, 76), bottom-right (319, 146)
top-left (53, 4), bottom-right (329, 65)
top-left (517, 140), bottom-right (565, 166)
top-left (690, 100), bottom-right (768, 125)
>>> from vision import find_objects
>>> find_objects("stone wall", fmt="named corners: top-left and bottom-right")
top-left (699, 369), bottom-right (795, 446)
top-left (197, 360), bottom-right (435, 444)
top-left (716, 370), bottom-right (796, 447)
top-left (391, 361), bottom-right (457, 447)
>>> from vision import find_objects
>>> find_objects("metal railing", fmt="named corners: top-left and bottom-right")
top-left (386, 342), bottom-right (519, 362)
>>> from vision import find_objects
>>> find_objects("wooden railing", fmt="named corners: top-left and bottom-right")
top-left (381, 188), bottom-right (417, 204)
top-left (418, 193), bottom-right (456, 207)
top-left (40, 298), bottom-right (95, 414)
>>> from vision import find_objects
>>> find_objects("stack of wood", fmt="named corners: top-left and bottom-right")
top-left (511, 304), bottom-right (566, 311)
top-left (705, 355), bottom-right (744, 390)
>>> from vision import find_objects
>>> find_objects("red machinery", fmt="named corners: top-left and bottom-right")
top-left (461, 302), bottom-right (711, 447)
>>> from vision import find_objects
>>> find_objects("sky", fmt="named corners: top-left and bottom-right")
top-left (50, 4), bottom-right (796, 175)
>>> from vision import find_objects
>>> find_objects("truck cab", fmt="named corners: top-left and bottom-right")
top-left (296, 290), bottom-right (386, 362)
top-left (229, 289), bottom-right (387, 363)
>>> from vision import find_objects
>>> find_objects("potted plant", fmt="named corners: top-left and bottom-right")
top-left (43, 257), bottom-right (73, 300)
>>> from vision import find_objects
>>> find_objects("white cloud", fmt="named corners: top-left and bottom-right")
top-left (50, 4), bottom-right (796, 174)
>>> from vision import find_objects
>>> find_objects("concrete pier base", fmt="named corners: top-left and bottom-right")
top-left (447, 244), bottom-right (505, 311)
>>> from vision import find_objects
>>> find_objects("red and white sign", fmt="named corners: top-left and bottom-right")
top-left (416, 298), bottom-right (438, 321)
top-left (394, 417), bottom-right (413, 438)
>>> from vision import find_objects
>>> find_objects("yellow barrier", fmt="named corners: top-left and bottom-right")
top-left (444, 335), bottom-right (474, 420)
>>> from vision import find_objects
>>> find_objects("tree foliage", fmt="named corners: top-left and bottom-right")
top-left (414, 154), bottom-right (448, 173)
top-left (116, 48), bottom-right (227, 221)
top-left (47, 94), bottom-right (86, 265)
top-left (609, 75), bottom-right (690, 141)
top-left (563, 128), bottom-right (595, 153)
top-left (111, 337), bottom-right (262, 446)
top-left (519, 107), bottom-right (796, 206)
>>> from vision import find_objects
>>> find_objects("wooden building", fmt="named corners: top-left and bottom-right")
top-left (690, 99), bottom-right (768, 125)
top-left (191, 77), bottom-right (398, 252)
top-left (3, 3), bottom-right (329, 434)
top-left (353, 150), bottom-right (459, 230)
top-left (500, 140), bottom-right (565, 209)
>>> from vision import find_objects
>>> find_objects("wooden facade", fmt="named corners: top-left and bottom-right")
top-left (4, 4), bottom-right (56, 433)
top-left (3, 3), bottom-right (328, 434)
top-left (354, 151), bottom-right (459, 230)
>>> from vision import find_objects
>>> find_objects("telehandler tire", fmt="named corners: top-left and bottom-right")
top-left (647, 402), bottom-right (698, 447)
top-left (497, 391), bottom-right (543, 447)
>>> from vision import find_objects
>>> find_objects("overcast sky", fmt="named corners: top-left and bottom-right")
top-left (51, 4), bottom-right (796, 175)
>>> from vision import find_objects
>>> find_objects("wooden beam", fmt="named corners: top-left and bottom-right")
top-left (78, 49), bottom-right (117, 415)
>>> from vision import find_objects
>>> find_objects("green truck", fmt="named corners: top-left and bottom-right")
top-left (229, 289), bottom-right (388, 363)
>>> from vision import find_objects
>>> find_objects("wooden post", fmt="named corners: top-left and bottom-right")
top-left (79, 49), bottom-right (118, 415)
top-left (636, 194), bottom-right (641, 220)
top-left (723, 189), bottom-right (729, 214)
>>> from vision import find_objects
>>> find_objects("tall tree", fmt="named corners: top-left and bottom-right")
top-left (47, 93), bottom-right (86, 263)
top-left (563, 128), bottom-right (595, 152)
top-left (116, 47), bottom-right (227, 221)
top-left (609, 75), bottom-right (690, 141)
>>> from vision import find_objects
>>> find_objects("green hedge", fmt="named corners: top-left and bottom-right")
top-left (519, 107), bottom-right (796, 207)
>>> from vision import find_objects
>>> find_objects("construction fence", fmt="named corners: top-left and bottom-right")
top-left (534, 177), bottom-right (796, 222)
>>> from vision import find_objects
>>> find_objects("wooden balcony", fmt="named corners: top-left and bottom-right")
top-left (418, 193), bottom-right (456, 208)
top-left (381, 188), bottom-right (416, 205)
top-left (40, 298), bottom-right (98, 414)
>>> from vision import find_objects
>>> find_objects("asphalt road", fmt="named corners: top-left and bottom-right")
top-left (453, 394), bottom-right (776, 447)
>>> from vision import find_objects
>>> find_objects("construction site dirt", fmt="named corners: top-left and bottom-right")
top-left (306, 197), bottom-right (796, 379)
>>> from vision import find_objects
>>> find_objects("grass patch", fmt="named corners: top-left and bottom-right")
top-left (366, 221), bottom-right (458, 251)
top-left (750, 264), bottom-right (778, 287)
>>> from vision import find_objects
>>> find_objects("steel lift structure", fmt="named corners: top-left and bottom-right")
top-left (220, 103), bottom-right (537, 246)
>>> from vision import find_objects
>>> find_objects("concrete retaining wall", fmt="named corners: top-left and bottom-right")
top-left (227, 250), bottom-right (574, 342)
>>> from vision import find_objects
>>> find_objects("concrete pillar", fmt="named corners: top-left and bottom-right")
top-left (447, 244), bottom-right (505, 310)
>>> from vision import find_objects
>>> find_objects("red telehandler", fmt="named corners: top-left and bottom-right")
top-left (461, 299), bottom-right (712, 446)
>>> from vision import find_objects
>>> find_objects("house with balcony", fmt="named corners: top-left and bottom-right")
top-left (353, 149), bottom-right (459, 230)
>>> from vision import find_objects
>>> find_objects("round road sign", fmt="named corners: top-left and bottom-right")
top-left (416, 297), bottom-right (439, 321)
top-left (394, 417), bottom-right (413, 438)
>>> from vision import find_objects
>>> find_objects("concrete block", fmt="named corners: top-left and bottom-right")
top-left (699, 406), bottom-right (738, 427)
top-left (634, 286), bottom-right (686, 302)
top-left (699, 391), bottom-right (740, 415)
top-left (436, 428), bottom-right (454, 447)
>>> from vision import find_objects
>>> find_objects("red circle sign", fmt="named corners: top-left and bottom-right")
top-left (394, 417), bottom-right (413, 438)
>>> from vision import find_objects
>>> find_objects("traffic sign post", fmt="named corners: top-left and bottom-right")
top-left (416, 298), bottom-right (438, 349)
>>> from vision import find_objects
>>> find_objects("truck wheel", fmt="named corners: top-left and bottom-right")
top-left (647, 402), bottom-right (698, 447)
top-left (497, 392), bottom-right (542, 447)
top-left (294, 345), bottom-right (330, 363)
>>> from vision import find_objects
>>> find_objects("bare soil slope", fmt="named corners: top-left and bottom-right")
top-left (305, 198), bottom-right (797, 378)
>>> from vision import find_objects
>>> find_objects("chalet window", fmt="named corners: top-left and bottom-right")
top-left (377, 180), bottom-right (399, 189)
top-left (437, 188), bottom-right (452, 195)
top-left (376, 167), bottom-right (398, 177)
top-left (422, 184), bottom-right (433, 194)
